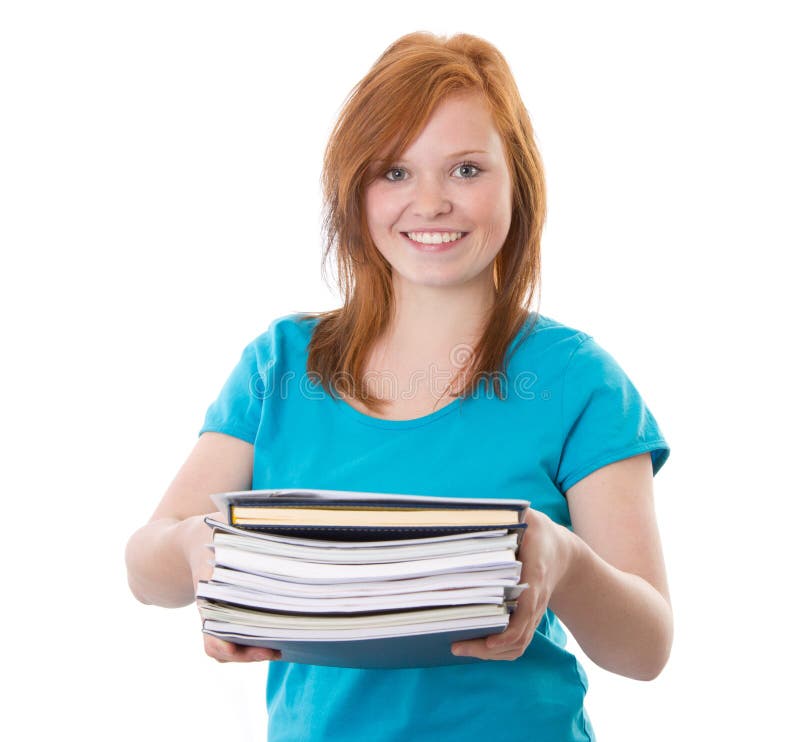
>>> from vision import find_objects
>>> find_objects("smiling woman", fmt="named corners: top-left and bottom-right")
top-left (309, 32), bottom-right (547, 417)
top-left (364, 93), bottom-right (513, 295)
top-left (125, 30), bottom-right (672, 742)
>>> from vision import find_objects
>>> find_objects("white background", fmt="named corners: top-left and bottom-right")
top-left (2, 1), bottom-right (797, 739)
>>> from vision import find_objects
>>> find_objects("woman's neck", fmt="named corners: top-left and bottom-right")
top-left (375, 274), bottom-right (497, 372)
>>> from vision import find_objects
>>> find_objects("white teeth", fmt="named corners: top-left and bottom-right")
top-left (406, 231), bottom-right (464, 244)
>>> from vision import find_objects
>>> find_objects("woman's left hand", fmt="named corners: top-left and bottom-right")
top-left (451, 507), bottom-right (575, 661)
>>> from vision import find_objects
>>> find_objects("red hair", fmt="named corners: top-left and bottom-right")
top-left (299, 31), bottom-right (546, 414)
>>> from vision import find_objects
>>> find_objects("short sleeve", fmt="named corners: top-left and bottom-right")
top-left (198, 340), bottom-right (264, 445)
top-left (555, 334), bottom-right (670, 494)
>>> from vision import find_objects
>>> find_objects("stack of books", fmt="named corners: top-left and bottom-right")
top-left (196, 488), bottom-right (530, 669)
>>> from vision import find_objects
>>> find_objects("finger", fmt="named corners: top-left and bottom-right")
top-left (486, 612), bottom-right (537, 647)
top-left (451, 612), bottom-right (530, 656)
top-left (204, 635), bottom-right (243, 662)
top-left (487, 626), bottom-right (535, 654)
top-left (452, 639), bottom-right (524, 661)
top-left (203, 634), bottom-right (233, 661)
top-left (204, 635), bottom-right (280, 663)
top-left (451, 637), bottom-right (490, 657)
top-left (239, 645), bottom-right (282, 662)
top-left (494, 607), bottom-right (544, 649)
top-left (452, 636), bottom-right (516, 658)
top-left (486, 621), bottom-right (530, 649)
top-left (482, 602), bottom-right (536, 649)
top-left (454, 615), bottom-right (538, 659)
top-left (506, 588), bottom-right (536, 627)
top-left (204, 635), bottom-right (232, 662)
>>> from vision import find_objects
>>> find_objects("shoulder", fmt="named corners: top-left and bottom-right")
top-left (240, 312), bottom-right (321, 363)
top-left (509, 312), bottom-right (593, 372)
top-left (524, 312), bottom-right (589, 346)
top-left (508, 313), bottom-right (640, 401)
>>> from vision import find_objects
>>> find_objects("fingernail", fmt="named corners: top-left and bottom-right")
top-left (452, 647), bottom-right (463, 656)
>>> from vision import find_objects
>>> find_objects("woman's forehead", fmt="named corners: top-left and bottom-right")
top-left (373, 91), bottom-right (493, 149)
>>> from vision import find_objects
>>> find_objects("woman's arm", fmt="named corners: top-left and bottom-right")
top-left (125, 431), bottom-right (279, 663)
top-left (125, 513), bottom-right (207, 608)
top-left (550, 452), bottom-right (673, 680)
top-left (125, 431), bottom-right (254, 607)
top-left (452, 452), bottom-right (672, 681)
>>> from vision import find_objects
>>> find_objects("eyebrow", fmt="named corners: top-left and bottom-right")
top-left (389, 149), bottom-right (489, 163)
top-left (446, 149), bottom-right (489, 158)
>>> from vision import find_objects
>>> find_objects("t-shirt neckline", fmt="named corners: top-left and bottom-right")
top-left (310, 310), bottom-right (539, 430)
top-left (333, 392), bottom-right (466, 430)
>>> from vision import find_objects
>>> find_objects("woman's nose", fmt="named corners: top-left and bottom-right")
top-left (412, 176), bottom-right (452, 217)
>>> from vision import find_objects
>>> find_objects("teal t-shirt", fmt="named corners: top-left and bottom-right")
top-left (199, 311), bottom-right (670, 742)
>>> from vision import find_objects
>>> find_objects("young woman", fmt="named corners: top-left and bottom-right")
top-left (126, 31), bottom-right (672, 742)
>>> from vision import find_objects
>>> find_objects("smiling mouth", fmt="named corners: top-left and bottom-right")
top-left (401, 232), bottom-right (469, 250)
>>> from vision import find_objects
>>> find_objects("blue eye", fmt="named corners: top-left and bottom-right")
top-left (383, 161), bottom-right (482, 182)
top-left (454, 162), bottom-right (481, 178)
top-left (385, 167), bottom-right (406, 182)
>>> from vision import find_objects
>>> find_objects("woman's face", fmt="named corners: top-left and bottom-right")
top-left (364, 92), bottom-right (513, 294)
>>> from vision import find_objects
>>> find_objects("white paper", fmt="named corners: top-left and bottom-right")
top-left (203, 614), bottom-right (509, 641)
top-left (212, 530), bottom-right (520, 564)
top-left (209, 565), bottom-right (524, 597)
top-left (199, 600), bottom-right (509, 630)
top-left (197, 581), bottom-right (509, 612)
top-left (213, 545), bottom-right (519, 583)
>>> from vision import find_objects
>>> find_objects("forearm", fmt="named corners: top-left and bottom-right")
top-left (125, 516), bottom-right (203, 608)
top-left (549, 527), bottom-right (673, 681)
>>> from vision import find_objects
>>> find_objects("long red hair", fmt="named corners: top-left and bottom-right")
top-left (299, 31), bottom-right (546, 414)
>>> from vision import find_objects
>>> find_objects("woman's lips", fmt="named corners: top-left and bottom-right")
top-left (401, 233), bottom-right (468, 252)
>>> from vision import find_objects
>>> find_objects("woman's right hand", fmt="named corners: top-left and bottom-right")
top-left (202, 634), bottom-right (281, 663)
top-left (182, 512), bottom-right (282, 663)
